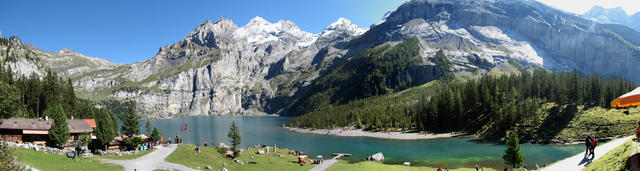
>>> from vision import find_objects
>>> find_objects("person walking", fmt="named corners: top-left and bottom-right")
top-left (584, 133), bottom-right (592, 158)
top-left (589, 135), bottom-right (597, 158)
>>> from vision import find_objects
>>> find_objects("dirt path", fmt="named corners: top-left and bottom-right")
top-left (309, 158), bottom-right (338, 171)
top-left (309, 154), bottom-right (345, 171)
top-left (101, 144), bottom-right (197, 171)
top-left (542, 136), bottom-right (632, 171)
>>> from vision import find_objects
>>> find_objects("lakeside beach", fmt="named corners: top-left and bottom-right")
top-left (286, 127), bottom-right (458, 140)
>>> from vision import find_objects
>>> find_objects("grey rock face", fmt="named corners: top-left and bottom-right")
top-left (54, 17), bottom-right (364, 118)
top-left (0, 37), bottom-right (121, 78)
top-left (0, 17), bottom-right (367, 118)
top-left (357, 0), bottom-right (640, 82)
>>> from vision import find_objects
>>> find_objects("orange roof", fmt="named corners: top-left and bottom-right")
top-left (84, 119), bottom-right (97, 128)
top-left (611, 87), bottom-right (640, 108)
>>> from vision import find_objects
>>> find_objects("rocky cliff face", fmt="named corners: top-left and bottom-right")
top-left (353, 0), bottom-right (640, 82)
top-left (0, 37), bottom-right (121, 79)
top-left (2, 0), bottom-right (639, 118)
top-left (1, 17), bottom-right (367, 118)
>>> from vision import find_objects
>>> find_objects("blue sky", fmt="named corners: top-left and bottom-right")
top-left (0, 0), bottom-right (407, 64)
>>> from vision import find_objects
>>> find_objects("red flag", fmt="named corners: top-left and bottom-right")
top-left (181, 123), bottom-right (188, 132)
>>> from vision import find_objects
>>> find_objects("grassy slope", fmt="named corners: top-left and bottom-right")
top-left (166, 144), bottom-right (313, 171)
top-left (583, 140), bottom-right (633, 171)
top-left (506, 104), bottom-right (640, 141)
top-left (14, 148), bottom-right (123, 171)
top-left (552, 106), bottom-right (640, 140)
top-left (327, 160), bottom-right (496, 171)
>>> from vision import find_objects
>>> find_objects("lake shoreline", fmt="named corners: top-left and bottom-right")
top-left (285, 127), bottom-right (464, 140)
top-left (285, 127), bottom-right (619, 145)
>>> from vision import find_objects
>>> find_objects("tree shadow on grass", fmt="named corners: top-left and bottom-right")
top-left (536, 104), bottom-right (579, 141)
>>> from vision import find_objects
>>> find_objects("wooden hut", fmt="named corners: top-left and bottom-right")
top-left (0, 118), bottom-right (94, 146)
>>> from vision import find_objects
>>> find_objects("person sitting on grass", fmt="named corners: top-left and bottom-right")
top-left (195, 146), bottom-right (200, 153)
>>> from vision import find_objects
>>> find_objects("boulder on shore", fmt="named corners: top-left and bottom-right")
top-left (234, 159), bottom-right (244, 165)
top-left (369, 152), bottom-right (384, 162)
top-left (224, 151), bottom-right (235, 158)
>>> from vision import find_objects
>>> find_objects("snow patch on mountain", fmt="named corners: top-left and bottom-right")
top-left (234, 16), bottom-right (316, 45)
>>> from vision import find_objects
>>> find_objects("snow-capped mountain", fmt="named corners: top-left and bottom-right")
top-left (2, 0), bottom-right (639, 118)
top-left (583, 5), bottom-right (640, 32)
top-left (0, 16), bottom-right (368, 118)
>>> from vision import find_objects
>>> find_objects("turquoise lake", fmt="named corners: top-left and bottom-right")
top-left (146, 116), bottom-right (583, 169)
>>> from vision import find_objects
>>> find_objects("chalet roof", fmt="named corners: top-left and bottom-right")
top-left (0, 118), bottom-right (93, 133)
top-left (0, 118), bottom-right (51, 130)
top-left (67, 119), bottom-right (93, 133)
top-left (84, 119), bottom-right (96, 128)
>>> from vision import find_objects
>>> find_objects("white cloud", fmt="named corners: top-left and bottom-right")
top-left (536, 0), bottom-right (640, 15)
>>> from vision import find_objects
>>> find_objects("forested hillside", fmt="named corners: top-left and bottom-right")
top-left (0, 45), bottom-right (119, 121)
top-left (0, 66), bottom-right (91, 119)
top-left (284, 37), bottom-right (433, 115)
top-left (286, 55), bottom-right (638, 140)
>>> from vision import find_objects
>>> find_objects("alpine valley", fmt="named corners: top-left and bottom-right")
top-left (1, 0), bottom-right (639, 119)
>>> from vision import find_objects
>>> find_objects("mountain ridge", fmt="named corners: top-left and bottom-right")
top-left (583, 5), bottom-right (640, 32)
top-left (2, 0), bottom-right (640, 118)
top-left (1, 16), bottom-right (368, 118)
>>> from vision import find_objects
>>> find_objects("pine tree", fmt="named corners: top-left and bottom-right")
top-left (42, 69), bottom-right (60, 109)
top-left (503, 131), bottom-right (525, 168)
top-left (121, 105), bottom-right (142, 151)
top-left (145, 120), bottom-right (152, 136)
top-left (121, 105), bottom-right (140, 136)
top-left (0, 83), bottom-right (20, 120)
top-left (227, 121), bottom-right (241, 157)
top-left (47, 105), bottom-right (69, 148)
top-left (61, 78), bottom-right (77, 118)
top-left (151, 127), bottom-right (161, 142)
top-left (94, 108), bottom-right (117, 150)
top-left (433, 50), bottom-right (454, 81)
top-left (25, 73), bottom-right (42, 117)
